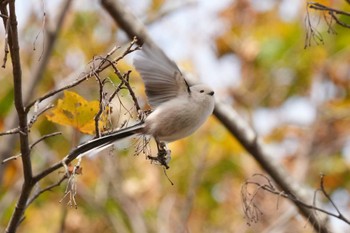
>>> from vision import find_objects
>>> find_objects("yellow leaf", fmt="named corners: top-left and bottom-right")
top-left (46, 91), bottom-right (109, 134)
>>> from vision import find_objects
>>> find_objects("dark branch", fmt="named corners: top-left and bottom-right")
top-left (30, 132), bottom-right (62, 150)
top-left (308, 2), bottom-right (350, 28)
top-left (93, 71), bottom-right (104, 138)
top-left (242, 174), bottom-right (350, 226)
top-left (4, 1), bottom-right (34, 232)
top-left (309, 2), bottom-right (350, 17)
top-left (1, 9), bottom-right (9, 68)
top-left (26, 175), bottom-right (67, 206)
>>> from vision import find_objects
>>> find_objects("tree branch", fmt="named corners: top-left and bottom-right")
top-left (308, 2), bottom-right (350, 28)
top-left (0, 0), bottom-right (72, 182)
top-left (2, 1), bottom-right (72, 232)
top-left (25, 44), bottom-right (136, 112)
top-left (26, 175), bottom-right (67, 207)
top-left (308, 2), bottom-right (350, 18)
top-left (4, 1), bottom-right (34, 232)
top-left (0, 127), bottom-right (20, 136)
top-left (242, 174), bottom-right (350, 225)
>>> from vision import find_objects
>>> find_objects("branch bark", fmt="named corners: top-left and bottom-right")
top-left (3, 2), bottom-right (33, 232)
top-left (0, 0), bottom-right (72, 181)
top-left (1, 1), bottom-right (72, 232)
top-left (99, 0), bottom-right (330, 232)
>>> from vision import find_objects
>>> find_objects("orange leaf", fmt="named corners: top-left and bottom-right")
top-left (46, 91), bottom-right (109, 134)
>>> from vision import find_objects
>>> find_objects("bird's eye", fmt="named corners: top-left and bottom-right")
top-left (200, 90), bottom-right (204, 93)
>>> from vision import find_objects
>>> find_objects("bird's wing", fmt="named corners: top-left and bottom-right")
top-left (133, 44), bottom-right (190, 108)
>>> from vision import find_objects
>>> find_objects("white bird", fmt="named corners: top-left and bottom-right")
top-left (68, 44), bottom-right (215, 165)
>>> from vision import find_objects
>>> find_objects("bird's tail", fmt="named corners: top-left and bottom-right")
top-left (66, 123), bottom-right (144, 161)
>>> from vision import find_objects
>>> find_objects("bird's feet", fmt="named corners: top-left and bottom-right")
top-left (147, 141), bottom-right (171, 169)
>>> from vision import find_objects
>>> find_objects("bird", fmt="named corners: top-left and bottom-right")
top-left (67, 44), bottom-right (215, 166)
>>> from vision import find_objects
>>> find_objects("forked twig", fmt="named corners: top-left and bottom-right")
top-left (241, 174), bottom-right (350, 225)
top-left (305, 2), bottom-right (350, 47)
top-left (25, 38), bottom-right (139, 113)
top-left (2, 132), bottom-right (62, 164)
top-left (27, 175), bottom-right (67, 206)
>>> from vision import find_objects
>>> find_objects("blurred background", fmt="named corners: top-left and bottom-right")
top-left (1, 0), bottom-right (350, 232)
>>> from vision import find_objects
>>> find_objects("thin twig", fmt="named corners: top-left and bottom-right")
top-left (319, 174), bottom-right (349, 223)
top-left (0, 127), bottom-right (20, 136)
top-left (2, 132), bottom-right (62, 164)
top-left (2, 153), bottom-right (21, 164)
top-left (114, 36), bottom-right (140, 63)
top-left (25, 40), bottom-right (138, 113)
top-left (308, 2), bottom-right (350, 17)
top-left (304, 3), bottom-right (324, 48)
top-left (28, 103), bottom-right (54, 129)
top-left (110, 63), bottom-right (141, 112)
top-left (26, 175), bottom-right (67, 206)
top-left (108, 80), bottom-right (124, 103)
top-left (329, 11), bottom-right (350, 28)
top-left (0, 0), bottom-right (72, 182)
top-left (307, 2), bottom-right (350, 29)
top-left (93, 71), bottom-right (104, 137)
top-left (1, 9), bottom-right (9, 68)
top-left (30, 132), bottom-right (62, 150)
top-left (24, 0), bottom-right (72, 107)
top-left (242, 174), bottom-right (350, 225)
top-left (33, 0), bottom-right (46, 61)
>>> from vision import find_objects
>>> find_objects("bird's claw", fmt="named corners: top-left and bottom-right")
top-left (148, 142), bottom-right (171, 169)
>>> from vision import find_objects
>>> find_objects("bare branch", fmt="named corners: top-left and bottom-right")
top-left (0, 127), bottom-right (20, 136)
top-left (1, 10), bottom-right (9, 68)
top-left (318, 174), bottom-right (350, 224)
top-left (7, 0), bottom-right (32, 185)
top-left (3, 1), bottom-right (35, 232)
top-left (2, 132), bottom-right (61, 164)
top-left (25, 41), bottom-right (138, 113)
top-left (308, 2), bottom-right (350, 18)
top-left (108, 80), bottom-right (124, 103)
top-left (305, 2), bottom-right (350, 47)
top-left (93, 71), bottom-right (105, 137)
top-left (26, 175), bottom-right (67, 207)
top-left (329, 11), bottom-right (350, 28)
top-left (32, 0), bottom-right (46, 61)
top-left (304, 3), bottom-right (324, 48)
top-left (2, 153), bottom-right (21, 164)
top-left (30, 132), bottom-right (62, 150)
top-left (28, 104), bottom-right (54, 129)
top-left (242, 174), bottom-right (350, 226)
top-left (0, 0), bottom-right (72, 184)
